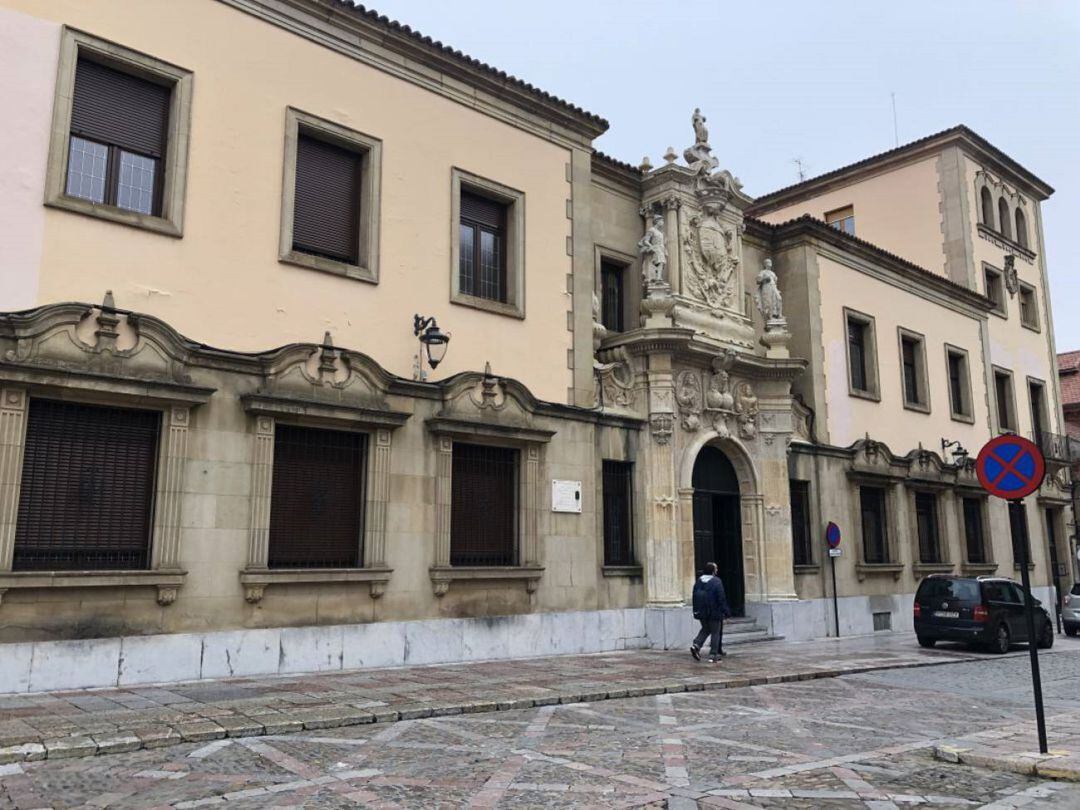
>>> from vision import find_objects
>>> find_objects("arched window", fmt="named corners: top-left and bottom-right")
top-left (998, 198), bottom-right (1012, 240)
top-left (1015, 208), bottom-right (1028, 249)
top-left (980, 187), bottom-right (995, 229)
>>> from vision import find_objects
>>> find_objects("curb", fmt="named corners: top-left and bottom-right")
top-left (0, 654), bottom-right (969, 766)
top-left (934, 745), bottom-right (1080, 783)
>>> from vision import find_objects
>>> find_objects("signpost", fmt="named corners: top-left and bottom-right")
top-left (975, 434), bottom-right (1048, 754)
top-left (826, 521), bottom-right (841, 637)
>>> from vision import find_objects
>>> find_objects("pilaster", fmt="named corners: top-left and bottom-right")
top-left (0, 388), bottom-right (29, 572)
top-left (364, 428), bottom-right (392, 569)
top-left (433, 435), bottom-right (454, 574)
top-left (245, 416), bottom-right (275, 574)
top-left (643, 353), bottom-right (682, 605)
top-left (150, 405), bottom-right (191, 572)
top-left (523, 444), bottom-right (541, 569)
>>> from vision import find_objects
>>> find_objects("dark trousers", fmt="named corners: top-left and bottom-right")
top-left (693, 618), bottom-right (724, 657)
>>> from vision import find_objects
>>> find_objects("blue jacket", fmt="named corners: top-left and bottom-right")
top-left (692, 574), bottom-right (731, 622)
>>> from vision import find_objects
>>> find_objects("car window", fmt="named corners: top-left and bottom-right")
top-left (918, 579), bottom-right (980, 602)
top-left (1072, 583), bottom-right (1080, 597)
top-left (1005, 583), bottom-right (1025, 604)
top-left (982, 582), bottom-right (1010, 602)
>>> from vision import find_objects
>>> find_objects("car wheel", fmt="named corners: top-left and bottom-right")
top-left (1038, 621), bottom-right (1054, 649)
top-left (990, 623), bottom-right (1010, 654)
top-left (917, 636), bottom-right (936, 649)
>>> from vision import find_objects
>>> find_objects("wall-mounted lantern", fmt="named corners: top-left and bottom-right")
top-left (413, 314), bottom-right (450, 380)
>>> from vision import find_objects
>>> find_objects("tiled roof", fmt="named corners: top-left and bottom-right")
top-left (323, 1), bottom-right (607, 134)
top-left (592, 150), bottom-right (643, 177)
top-left (1058, 351), bottom-right (1080, 407)
top-left (748, 125), bottom-right (1053, 213)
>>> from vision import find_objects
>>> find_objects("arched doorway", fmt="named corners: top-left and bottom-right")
top-left (692, 445), bottom-right (745, 616)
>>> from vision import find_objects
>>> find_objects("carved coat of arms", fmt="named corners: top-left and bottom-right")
top-left (683, 203), bottom-right (739, 310)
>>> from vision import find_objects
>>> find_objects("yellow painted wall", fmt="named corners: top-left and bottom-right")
top-left (817, 254), bottom-right (991, 452)
top-left (1, 0), bottom-right (574, 402)
top-left (757, 157), bottom-right (947, 276)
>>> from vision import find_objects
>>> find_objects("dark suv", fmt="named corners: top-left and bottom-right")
top-left (914, 575), bottom-right (1054, 654)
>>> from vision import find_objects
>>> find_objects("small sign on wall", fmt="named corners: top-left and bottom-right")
top-left (551, 480), bottom-right (582, 513)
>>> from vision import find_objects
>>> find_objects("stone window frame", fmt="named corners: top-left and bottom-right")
top-left (992, 365), bottom-right (1017, 434)
top-left (44, 27), bottom-right (193, 237)
top-left (957, 490), bottom-right (996, 575)
top-left (1018, 281), bottom-right (1040, 332)
top-left (238, 395), bottom-right (409, 603)
top-left (848, 473), bottom-right (904, 581)
top-left (897, 326), bottom-right (931, 414)
top-left (1027, 376), bottom-right (1049, 438)
top-left (426, 417), bottom-right (551, 596)
top-left (843, 307), bottom-right (880, 402)
top-left (983, 263), bottom-right (1007, 319)
top-left (278, 107), bottom-right (383, 283)
top-left (905, 482), bottom-right (952, 575)
top-left (0, 384), bottom-right (211, 608)
top-left (599, 454), bottom-right (643, 578)
top-left (944, 344), bottom-right (975, 424)
top-left (595, 245), bottom-right (639, 337)
top-left (449, 168), bottom-right (526, 319)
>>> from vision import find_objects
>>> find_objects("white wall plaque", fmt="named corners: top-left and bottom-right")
top-left (551, 480), bottom-right (582, 513)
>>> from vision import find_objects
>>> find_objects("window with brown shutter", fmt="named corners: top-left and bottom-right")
top-left (450, 443), bottom-right (518, 566)
top-left (66, 57), bottom-right (171, 216)
top-left (602, 460), bottom-right (634, 566)
top-left (600, 260), bottom-right (625, 333)
top-left (14, 399), bottom-right (160, 571)
top-left (268, 424), bottom-right (367, 569)
top-left (292, 133), bottom-right (362, 265)
top-left (459, 190), bottom-right (509, 303)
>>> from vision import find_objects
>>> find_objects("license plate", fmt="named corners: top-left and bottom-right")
top-left (933, 611), bottom-right (959, 619)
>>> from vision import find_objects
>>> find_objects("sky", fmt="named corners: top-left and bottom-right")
top-left (373, 0), bottom-right (1079, 348)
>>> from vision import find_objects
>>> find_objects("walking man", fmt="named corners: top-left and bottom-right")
top-left (690, 562), bottom-right (731, 663)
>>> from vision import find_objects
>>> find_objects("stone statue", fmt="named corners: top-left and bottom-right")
top-left (706, 368), bottom-right (735, 411)
top-left (734, 381), bottom-right (759, 439)
top-left (683, 202), bottom-right (739, 310)
top-left (675, 370), bottom-right (703, 431)
top-left (692, 107), bottom-right (709, 145)
top-left (591, 291), bottom-right (608, 353)
top-left (638, 212), bottom-right (667, 285)
top-left (683, 107), bottom-right (719, 175)
top-left (1003, 253), bottom-right (1019, 297)
top-left (754, 258), bottom-right (784, 321)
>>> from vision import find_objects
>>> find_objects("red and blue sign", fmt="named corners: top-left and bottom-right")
top-left (975, 435), bottom-right (1045, 501)
top-left (825, 521), bottom-right (841, 549)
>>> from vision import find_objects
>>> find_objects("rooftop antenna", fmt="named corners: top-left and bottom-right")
top-left (792, 157), bottom-right (807, 182)
top-left (891, 92), bottom-right (899, 147)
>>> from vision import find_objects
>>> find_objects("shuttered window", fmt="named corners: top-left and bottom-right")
top-left (790, 480), bottom-right (813, 566)
top-left (915, 492), bottom-right (941, 563)
top-left (66, 57), bottom-right (171, 215)
top-left (600, 260), bottom-right (625, 333)
top-left (14, 399), bottom-right (159, 571)
top-left (963, 497), bottom-right (986, 564)
top-left (459, 190), bottom-right (508, 302)
top-left (268, 425), bottom-right (366, 569)
top-left (292, 133), bottom-right (362, 264)
top-left (860, 486), bottom-right (888, 564)
top-left (450, 443), bottom-right (517, 566)
top-left (602, 461), bottom-right (634, 566)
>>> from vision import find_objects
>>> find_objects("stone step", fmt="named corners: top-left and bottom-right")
top-left (725, 629), bottom-right (782, 645)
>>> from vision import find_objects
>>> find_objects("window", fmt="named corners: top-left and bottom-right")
top-left (450, 443), bottom-right (518, 566)
top-left (898, 329), bottom-right (928, 411)
top-left (994, 368), bottom-right (1016, 432)
top-left (1015, 208), bottom-right (1029, 249)
top-left (1019, 283), bottom-right (1039, 330)
top-left (268, 425), bottom-right (366, 569)
top-left (914, 492), bottom-right (941, 563)
top-left (451, 169), bottom-right (525, 318)
top-left (845, 309), bottom-right (878, 399)
top-left (980, 187), bottom-right (995, 229)
top-left (946, 346), bottom-right (972, 421)
top-left (279, 108), bottom-right (382, 281)
top-left (1029, 379), bottom-right (1048, 441)
top-left (45, 29), bottom-right (193, 235)
top-left (825, 205), bottom-right (855, 235)
top-left (998, 198), bottom-right (1012, 240)
top-left (790, 480), bottom-right (813, 567)
top-left (963, 497), bottom-right (987, 563)
top-left (600, 260), bottom-right (626, 333)
top-left (860, 486), bottom-right (888, 564)
top-left (1009, 500), bottom-right (1031, 566)
top-left (984, 266), bottom-right (1006, 316)
top-left (602, 461), bottom-right (635, 566)
top-left (14, 399), bottom-right (159, 571)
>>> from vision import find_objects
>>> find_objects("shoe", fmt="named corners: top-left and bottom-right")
top-left (709, 657), bottom-right (720, 663)
top-left (690, 645), bottom-right (701, 661)
top-left (717, 650), bottom-right (727, 658)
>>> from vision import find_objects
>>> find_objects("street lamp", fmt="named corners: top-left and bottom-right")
top-left (941, 438), bottom-right (970, 468)
top-left (413, 314), bottom-right (450, 380)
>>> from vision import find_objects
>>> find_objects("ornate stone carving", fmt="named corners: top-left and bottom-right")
top-left (650, 413), bottom-right (674, 445)
top-left (754, 258), bottom-right (784, 322)
top-left (683, 203), bottom-right (739, 310)
top-left (672, 354), bottom-right (759, 440)
top-left (675, 370), bottom-right (703, 431)
top-left (468, 362), bottom-right (506, 410)
top-left (591, 292), bottom-right (608, 353)
top-left (683, 108), bottom-right (719, 175)
top-left (638, 210), bottom-right (667, 286)
top-left (1003, 253), bottom-right (1019, 297)
top-left (595, 347), bottom-right (635, 408)
top-left (733, 381), bottom-right (759, 439)
top-left (155, 585), bottom-right (179, 607)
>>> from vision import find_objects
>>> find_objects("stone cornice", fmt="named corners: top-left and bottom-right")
top-left (219, 0), bottom-right (606, 146)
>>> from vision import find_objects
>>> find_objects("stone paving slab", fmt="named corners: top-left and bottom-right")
top-left (935, 709), bottom-right (1080, 782)
top-left (0, 633), bottom-right (1034, 766)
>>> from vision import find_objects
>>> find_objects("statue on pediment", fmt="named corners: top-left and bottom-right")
top-left (638, 212), bottom-right (667, 286)
top-left (754, 258), bottom-right (784, 321)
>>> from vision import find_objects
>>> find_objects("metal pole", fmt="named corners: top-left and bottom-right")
top-left (831, 553), bottom-right (840, 638)
top-left (1015, 498), bottom-right (1048, 754)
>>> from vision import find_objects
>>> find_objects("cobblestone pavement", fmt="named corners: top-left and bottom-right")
top-left (0, 636), bottom-right (1079, 808)
top-left (0, 634), bottom-right (998, 763)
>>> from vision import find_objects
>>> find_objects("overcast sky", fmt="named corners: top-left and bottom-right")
top-left (374, 1), bottom-right (1079, 349)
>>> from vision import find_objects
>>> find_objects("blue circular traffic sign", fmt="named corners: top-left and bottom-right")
top-left (825, 521), bottom-right (841, 549)
top-left (975, 435), bottom-right (1045, 501)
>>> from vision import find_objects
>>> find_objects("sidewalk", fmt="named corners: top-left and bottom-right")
top-left (0, 633), bottom-right (985, 765)
top-left (935, 709), bottom-right (1080, 782)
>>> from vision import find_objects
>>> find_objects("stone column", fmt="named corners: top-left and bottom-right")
top-left (0, 388), bottom-right (28, 572)
top-left (151, 405), bottom-right (191, 572)
top-left (643, 354), bottom-right (682, 606)
top-left (741, 493), bottom-right (766, 602)
top-left (662, 195), bottom-right (682, 294)
top-left (677, 486), bottom-right (696, 602)
top-left (364, 428), bottom-right (392, 569)
top-left (523, 445), bottom-right (541, 590)
top-left (245, 416), bottom-right (275, 571)
top-left (433, 435), bottom-right (453, 570)
top-left (757, 408), bottom-right (798, 601)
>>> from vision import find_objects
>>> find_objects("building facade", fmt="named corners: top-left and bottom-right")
top-left (0, 0), bottom-right (1069, 690)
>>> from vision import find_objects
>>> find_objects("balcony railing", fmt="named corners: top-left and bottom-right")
top-left (1032, 430), bottom-right (1080, 466)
